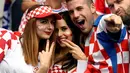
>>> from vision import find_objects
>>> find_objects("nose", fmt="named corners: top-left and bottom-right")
top-left (58, 30), bottom-right (63, 37)
top-left (114, 3), bottom-right (120, 13)
top-left (73, 10), bottom-right (80, 19)
top-left (47, 22), bottom-right (54, 30)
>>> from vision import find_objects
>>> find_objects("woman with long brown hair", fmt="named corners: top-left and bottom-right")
top-left (0, 5), bottom-right (61, 73)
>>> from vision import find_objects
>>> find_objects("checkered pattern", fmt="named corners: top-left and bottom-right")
top-left (83, 15), bottom-right (129, 73)
top-left (48, 64), bottom-right (76, 73)
top-left (0, 28), bottom-right (20, 62)
top-left (19, 6), bottom-right (54, 34)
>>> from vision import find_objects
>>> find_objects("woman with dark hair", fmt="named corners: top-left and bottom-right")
top-left (48, 11), bottom-right (86, 73)
top-left (0, 5), bottom-right (61, 73)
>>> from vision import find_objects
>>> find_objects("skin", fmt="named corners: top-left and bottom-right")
top-left (106, 0), bottom-right (130, 26)
top-left (35, 16), bottom-right (56, 73)
top-left (36, 16), bottom-right (55, 39)
top-left (56, 19), bottom-right (73, 47)
top-left (22, 0), bottom-right (63, 12)
top-left (65, 0), bottom-right (123, 60)
top-left (66, 0), bottom-right (94, 34)
top-left (37, 40), bottom-right (55, 73)
top-left (56, 18), bottom-right (87, 60)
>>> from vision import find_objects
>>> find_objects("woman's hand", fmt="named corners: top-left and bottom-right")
top-left (62, 39), bottom-right (87, 60)
top-left (37, 40), bottom-right (55, 73)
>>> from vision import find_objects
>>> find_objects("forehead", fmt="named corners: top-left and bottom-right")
top-left (67, 0), bottom-right (86, 8)
top-left (56, 19), bottom-right (67, 27)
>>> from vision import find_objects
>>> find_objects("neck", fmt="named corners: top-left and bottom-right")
top-left (61, 47), bottom-right (70, 55)
top-left (83, 28), bottom-right (94, 44)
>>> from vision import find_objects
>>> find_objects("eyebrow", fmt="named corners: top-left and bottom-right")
top-left (115, 0), bottom-right (123, 3)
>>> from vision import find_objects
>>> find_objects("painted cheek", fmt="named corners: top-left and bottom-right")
top-left (37, 25), bottom-right (46, 31)
top-left (69, 33), bottom-right (72, 36)
top-left (64, 32), bottom-right (72, 39)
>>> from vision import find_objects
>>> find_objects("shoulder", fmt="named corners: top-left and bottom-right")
top-left (0, 28), bottom-right (20, 40)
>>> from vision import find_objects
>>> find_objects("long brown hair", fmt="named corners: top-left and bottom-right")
top-left (22, 17), bottom-right (39, 66)
top-left (21, 5), bottom-right (55, 66)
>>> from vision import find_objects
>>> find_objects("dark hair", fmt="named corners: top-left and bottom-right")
top-left (55, 11), bottom-right (83, 71)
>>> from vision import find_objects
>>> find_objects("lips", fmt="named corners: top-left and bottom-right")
top-left (57, 37), bottom-right (66, 44)
top-left (44, 31), bottom-right (52, 35)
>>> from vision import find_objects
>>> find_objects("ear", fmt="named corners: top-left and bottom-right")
top-left (90, 3), bottom-right (96, 14)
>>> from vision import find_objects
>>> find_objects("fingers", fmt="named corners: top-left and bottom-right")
top-left (39, 50), bottom-right (45, 56)
top-left (39, 52), bottom-right (43, 58)
top-left (104, 16), bottom-right (112, 22)
top-left (112, 15), bottom-right (122, 25)
top-left (116, 7), bottom-right (126, 16)
top-left (49, 42), bottom-right (55, 53)
top-left (105, 14), bottom-right (122, 33)
top-left (116, 7), bottom-right (122, 16)
top-left (45, 40), bottom-right (55, 53)
top-left (62, 40), bottom-right (74, 50)
top-left (104, 15), bottom-right (122, 25)
top-left (45, 40), bottom-right (50, 52)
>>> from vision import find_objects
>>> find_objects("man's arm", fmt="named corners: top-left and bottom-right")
top-left (22, 0), bottom-right (40, 12)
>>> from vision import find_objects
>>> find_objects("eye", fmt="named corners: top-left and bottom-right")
top-left (61, 26), bottom-right (67, 31)
top-left (76, 6), bottom-right (83, 11)
top-left (39, 19), bottom-right (48, 24)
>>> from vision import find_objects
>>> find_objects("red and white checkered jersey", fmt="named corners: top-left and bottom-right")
top-left (77, 14), bottom-right (129, 73)
top-left (0, 28), bottom-right (21, 62)
top-left (94, 0), bottom-right (111, 15)
top-left (0, 28), bottom-right (36, 73)
top-left (48, 64), bottom-right (76, 73)
top-left (0, 29), bottom-right (49, 73)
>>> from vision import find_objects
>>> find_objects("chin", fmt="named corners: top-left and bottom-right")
top-left (81, 29), bottom-right (87, 34)
top-left (60, 43), bottom-right (66, 47)
top-left (40, 35), bottom-right (51, 39)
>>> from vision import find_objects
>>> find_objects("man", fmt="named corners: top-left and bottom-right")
top-left (106, 0), bottom-right (130, 36)
top-left (106, 1), bottom-right (130, 73)
top-left (64, 0), bottom-right (129, 73)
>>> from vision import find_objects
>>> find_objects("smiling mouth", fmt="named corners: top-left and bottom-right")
top-left (57, 37), bottom-right (66, 43)
top-left (76, 20), bottom-right (85, 26)
top-left (75, 20), bottom-right (85, 29)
